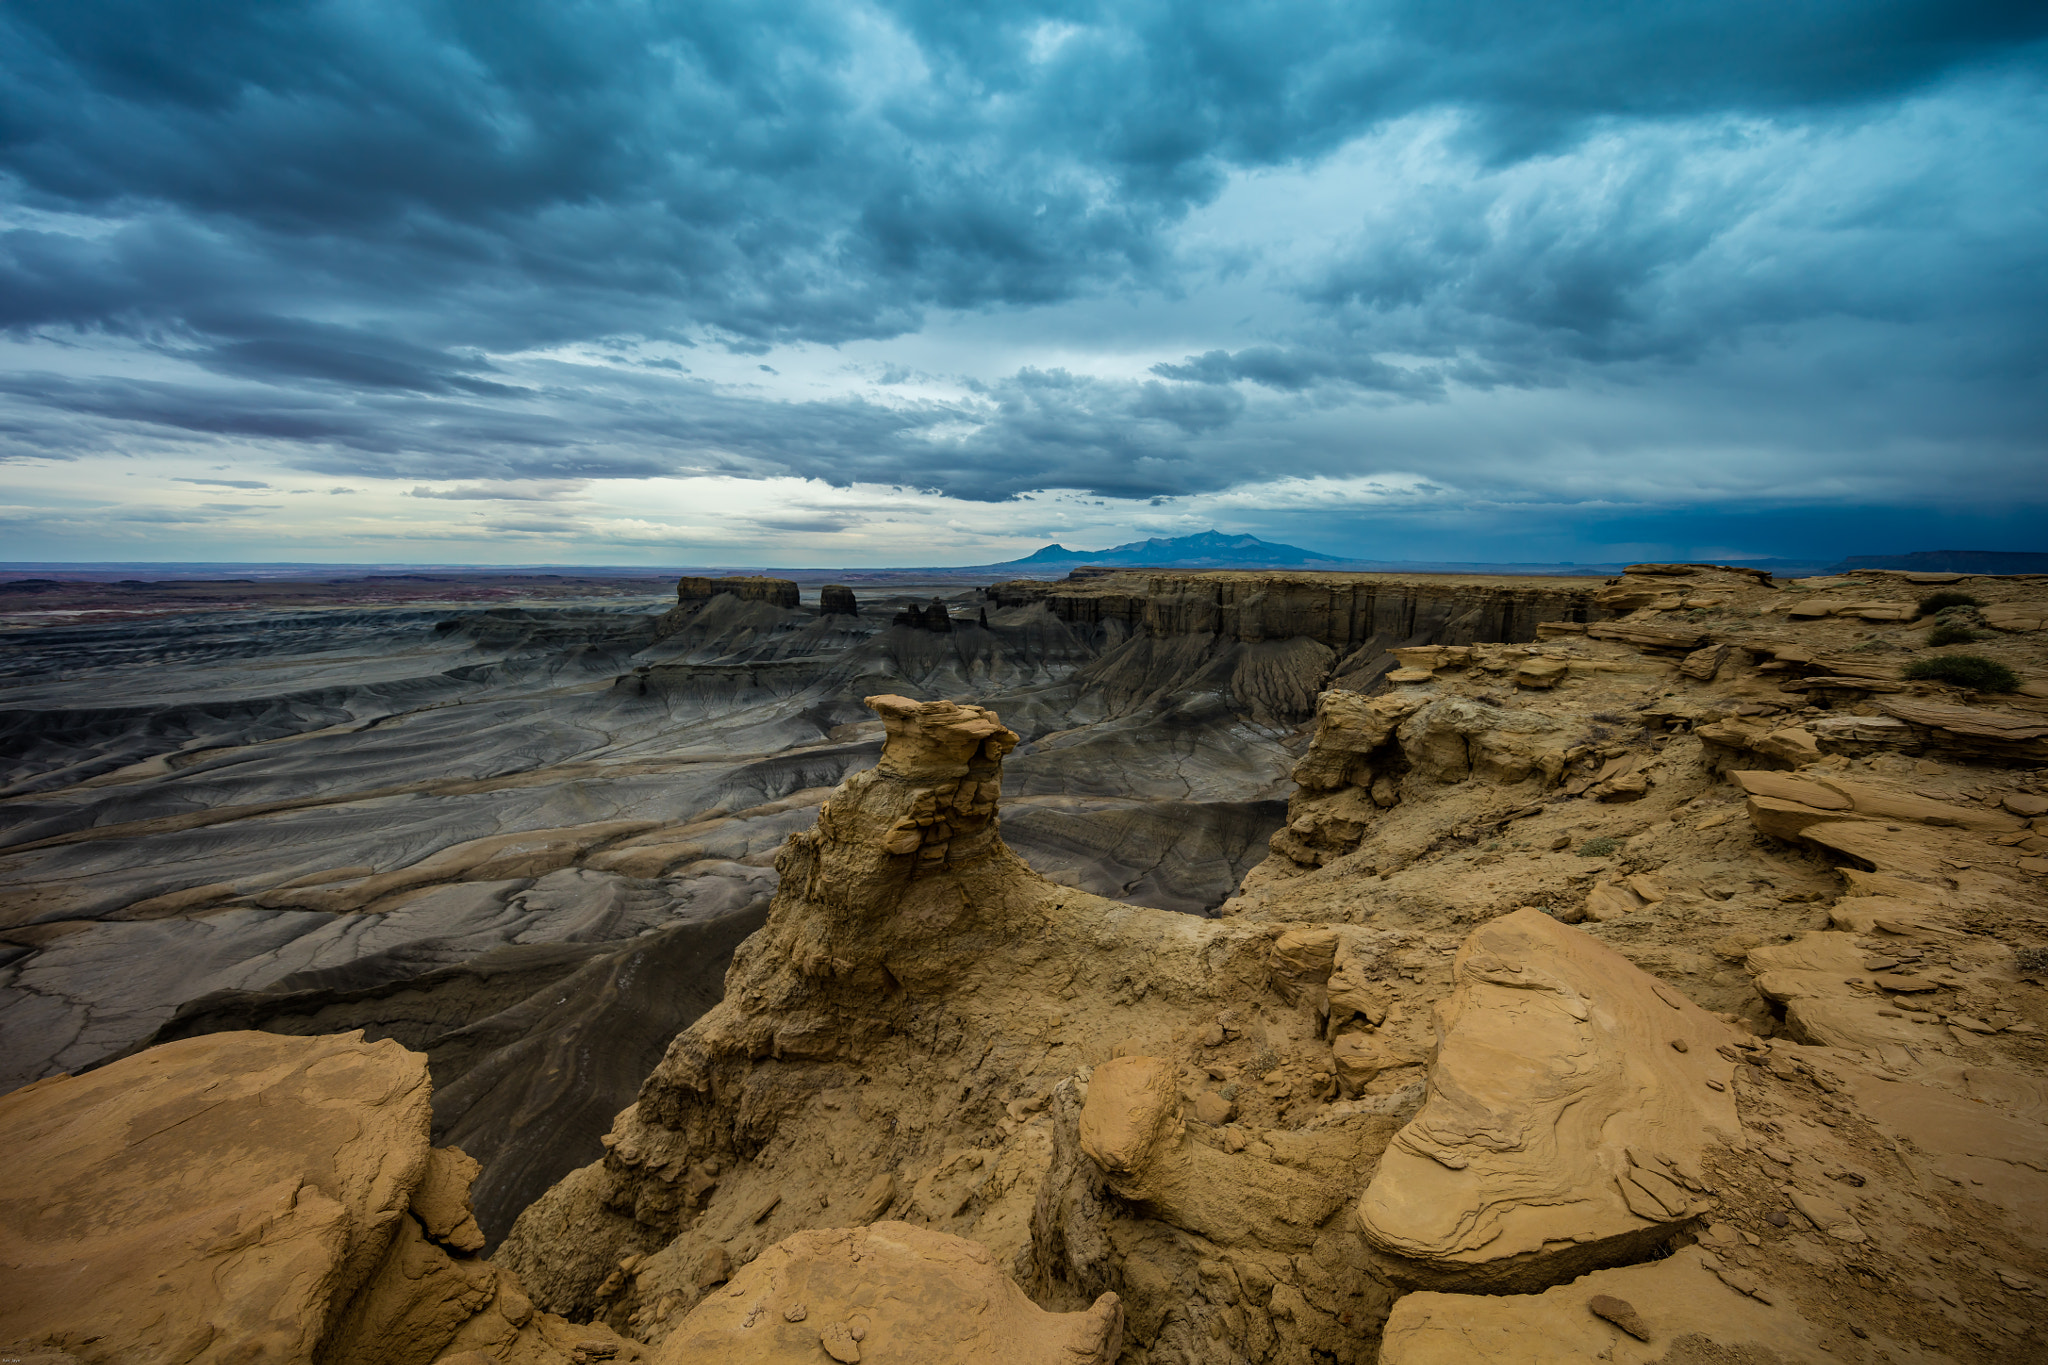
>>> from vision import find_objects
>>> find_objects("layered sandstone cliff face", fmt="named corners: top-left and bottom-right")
top-left (985, 569), bottom-right (1600, 721)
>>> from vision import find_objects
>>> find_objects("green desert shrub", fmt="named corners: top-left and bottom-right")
top-left (1925, 622), bottom-right (1987, 647)
top-left (1901, 654), bottom-right (2019, 692)
top-left (1576, 836), bottom-right (1619, 858)
top-left (1916, 590), bottom-right (1983, 616)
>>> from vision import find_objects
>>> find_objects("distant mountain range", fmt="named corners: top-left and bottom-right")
top-left (991, 531), bottom-right (1345, 569)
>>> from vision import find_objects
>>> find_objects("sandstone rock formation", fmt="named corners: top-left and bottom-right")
top-left (1357, 909), bottom-right (1740, 1290)
top-left (0, 1029), bottom-right (638, 1365)
top-left (818, 584), bottom-right (858, 616)
top-left (8, 560), bottom-right (2048, 1364)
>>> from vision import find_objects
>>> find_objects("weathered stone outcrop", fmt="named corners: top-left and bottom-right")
top-left (0, 1030), bottom-right (637, 1365)
top-left (1357, 910), bottom-right (1741, 1290)
top-left (496, 695), bottom-right (1404, 1363)
top-left (818, 584), bottom-right (858, 617)
top-left (1267, 677), bottom-right (1572, 868)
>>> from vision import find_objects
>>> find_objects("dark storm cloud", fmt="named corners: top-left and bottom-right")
top-left (0, 1), bottom-right (2043, 518)
top-left (1151, 347), bottom-right (1442, 395)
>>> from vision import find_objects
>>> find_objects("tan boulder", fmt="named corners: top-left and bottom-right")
top-left (0, 1032), bottom-right (627, 1365)
top-left (1752, 726), bottom-right (1820, 766)
top-left (1677, 643), bottom-right (1729, 681)
top-left (654, 1223), bottom-right (1122, 1364)
top-left (1584, 882), bottom-right (1646, 922)
top-left (1330, 1032), bottom-right (1418, 1098)
top-left (1078, 1056), bottom-right (1181, 1176)
top-left (1357, 911), bottom-right (1739, 1290)
top-left (1515, 656), bottom-right (1570, 689)
top-left (1268, 927), bottom-right (1341, 1010)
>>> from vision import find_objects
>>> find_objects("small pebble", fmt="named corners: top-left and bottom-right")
top-left (1766, 1211), bottom-right (1790, 1227)
top-left (1671, 1039), bottom-right (1690, 1053)
top-left (1705, 1078), bottom-right (1726, 1092)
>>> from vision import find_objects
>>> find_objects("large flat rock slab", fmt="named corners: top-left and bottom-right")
top-left (0, 1030), bottom-right (432, 1363)
top-left (1378, 1247), bottom-right (1834, 1363)
top-left (1358, 909), bottom-right (1741, 1290)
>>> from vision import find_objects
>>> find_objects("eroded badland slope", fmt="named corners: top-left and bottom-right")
top-left (6, 563), bottom-right (2048, 1364)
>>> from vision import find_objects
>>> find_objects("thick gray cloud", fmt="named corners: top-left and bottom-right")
top-left (0, 1), bottom-right (2043, 548)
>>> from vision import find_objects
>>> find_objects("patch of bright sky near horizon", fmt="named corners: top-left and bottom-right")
top-left (1, 1), bottom-right (2044, 567)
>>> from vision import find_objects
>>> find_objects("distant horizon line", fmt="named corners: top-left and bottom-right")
top-left (0, 554), bottom-right (1831, 573)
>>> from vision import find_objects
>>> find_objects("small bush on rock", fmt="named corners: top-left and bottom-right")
top-left (1901, 654), bottom-right (2019, 692)
top-left (1917, 590), bottom-right (1983, 616)
top-left (1926, 622), bottom-right (1987, 647)
top-left (1576, 836), bottom-right (1619, 858)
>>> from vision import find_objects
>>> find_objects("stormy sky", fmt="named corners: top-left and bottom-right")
top-left (2, 1), bottom-right (2044, 566)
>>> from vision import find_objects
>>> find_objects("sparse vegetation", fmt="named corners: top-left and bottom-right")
top-left (1925, 622), bottom-right (1987, 647)
top-left (1901, 654), bottom-right (2019, 692)
top-left (1577, 836), bottom-right (1619, 858)
top-left (1917, 590), bottom-right (1983, 616)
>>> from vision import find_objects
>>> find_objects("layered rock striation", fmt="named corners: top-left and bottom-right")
top-left (985, 569), bottom-right (1603, 721)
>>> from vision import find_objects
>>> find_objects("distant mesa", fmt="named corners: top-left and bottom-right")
top-left (1826, 550), bottom-right (2048, 575)
top-left (674, 574), bottom-right (800, 609)
top-left (990, 529), bottom-right (1346, 571)
top-left (819, 583), bottom-right (859, 616)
